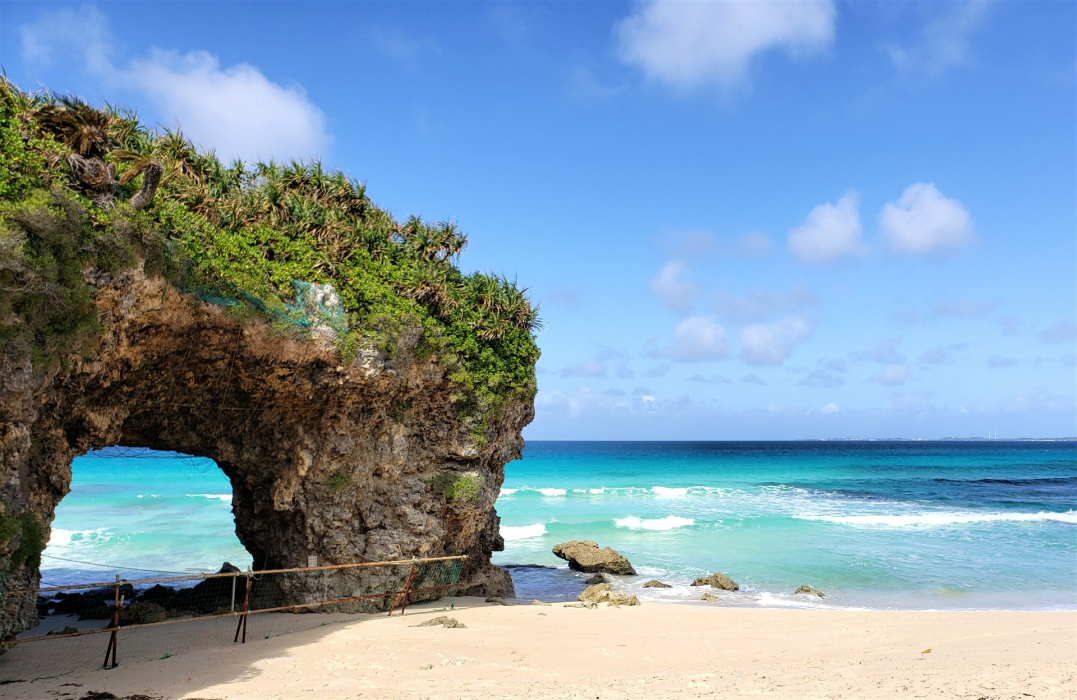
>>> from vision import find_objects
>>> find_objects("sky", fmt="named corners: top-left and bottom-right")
top-left (1, 0), bottom-right (1074, 440)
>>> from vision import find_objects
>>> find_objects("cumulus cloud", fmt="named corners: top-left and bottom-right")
top-left (741, 374), bottom-right (768, 386)
top-left (740, 316), bottom-right (812, 366)
top-left (887, 1), bottom-right (990, 78)
top-left (650, 260), bottom-right (698, 313)
top-left (688, 374), bottom-right (732, 385)
top-left (712, 286), bottom-right (817, 322)
top-left (645, 363), bottom-right (672, 377)
top-left (852, 338), bottom-right (905, 365)
top-left (798, 369), bottom-right (844, 388)
top-left (561, 359), bottom-right (608, 378)
top-left (820, 402), bottom-right (840, 414)
top-left (879, 183), bottom-right (973, 254)
top-left (932, 297), bottom-right (995, 318)
top-left (738, 230), bottom-right (773, 256)
top-left (648, 316), bottom-right (728, 362)
top-left (871, 363), bottom-right (910, 386)
top-left (1037, 320), bottom-right (1077, 345)
top-left (21, 7), bottom-right (328, 162)
top-left (919, 346), bottom-right (950, 365)
top-left (987, 355), bottom-right (1017, 369)
top-left (615, 0), bottom-right (835, 90)
top-left (787, 192), bottom-right (867, 263)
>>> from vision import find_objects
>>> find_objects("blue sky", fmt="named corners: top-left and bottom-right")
top-left (2, 1), bottom-right (1074, 439)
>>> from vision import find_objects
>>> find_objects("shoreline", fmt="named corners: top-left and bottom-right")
top-left (3, 597), bottom-right (1073, 699)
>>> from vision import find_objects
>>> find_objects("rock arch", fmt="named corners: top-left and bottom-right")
top-left (0, 266), bottom-right (527, 640)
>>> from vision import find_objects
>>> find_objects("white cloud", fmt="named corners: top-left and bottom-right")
top-left (615, 0), bottom-right (836, 90)
top-left (738, 230), bottom-right (773, 256)
top-left (712, 286), bottom-right (817, 322)
top-left (561, 359), bottom-right (608, 378)
top-left (649, 315), bottom-right (728, 362)
top-left (821, 402), bottom-right (840, 414)
top-left (888, 1), bottom-right (989, 78)
top-left (739, 316), bottom-right (811, 366)
top-left (798, 369), bottom-right (843, 388)
top-left (871, 363), bottom-right (910, 386)
top-left (650, 260), bottom-right (698, 313)
top-left (21, 8), bottom-right (328, 163)
top-left (932, 297), bottom-right (994, 318)
top-left (787, 191), bottom-right (867, 263)
top-left (879, 183), bottom-right (973, 254)
top-left (919, 346), bottom-right (950, 365)
top-left (1037, 320), bottom-right (1077, 345)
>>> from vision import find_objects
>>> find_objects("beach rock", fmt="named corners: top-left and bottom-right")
top-left (46, 626), bottom-right (79, 636)
top-left (420, 663), bottom-right (434, 670)
top-left (120, 602), bottom-right (168, 625)
top-left (552, 541), bottom-right (636, 575)
top-left (0, 258), bottom-right (534, 642)
top-left (585, 573), bottom-right (608, 585)
top-left (643, 580), bottom-right (672, 588)
top-left (795, 585), bottom-right (824, 598)
top-left (691, 573), bottom-right (739, 591)
top-left (564, 602), bottom-right (597, 609)
top-left (412, 615), bottom-right (465, 628)
top-left (532, 600), bottom-right (552, 606)
top-left (700, 593), bottom-right (720, 602)
top-left (578, 583), bottom-right (640, 607)
top-left (485, 596), bottom-right (508, 606)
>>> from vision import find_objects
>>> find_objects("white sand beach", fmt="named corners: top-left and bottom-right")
top-left (3, 598), bottom-right (1074, 699)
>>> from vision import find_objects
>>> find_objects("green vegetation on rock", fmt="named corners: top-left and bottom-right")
top-left (0, 79), bottom-right (539, 425)
top-left (0, 513), bottom-right (45, 572)
top-left (429, 472), bottom-right (483, 504)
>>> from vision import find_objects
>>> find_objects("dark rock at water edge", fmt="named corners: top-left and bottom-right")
top-left (795, 585), bottom-right (824, 598)
top-left (552, 541), bottom-right (636, 576)
top-left (690, 573), bottom-right (739, 591)
top-left (585, 573), bottom-right (608, 585)
top-left (642, 580), bottom-right (672, 588)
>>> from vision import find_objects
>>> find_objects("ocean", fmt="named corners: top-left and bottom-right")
top-left (42, 441), bottom-right (1076, 610)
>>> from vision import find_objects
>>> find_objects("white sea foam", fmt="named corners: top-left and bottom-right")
top-left (652, 486), bottom-right (689, 497)
top-left (614, 516), bottom-right (695, 531)
top-left (48, 528), bottom-right (74, 547)
top-left (186, 493), bottom-right (232, 502)
top-left (501, 523), bottom-right (547, 541)
top-left (499, 488), bottom-right (518, 496)
top-left (589, 488), bottom-right (605, 494)
top-left (797, 510), bottom-right (1077, 527)
top-left (537, 488), bottom-right (567, 497)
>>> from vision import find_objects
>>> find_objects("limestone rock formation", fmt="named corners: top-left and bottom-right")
top-left (795, 585), bottom-right (824, 598)
top-left (578, 583), bottom-right (640, 607)
top-left (584, 573), bottom-right (608, 585)
top-left (700, 593), bottom-right (720, 602)
top-left (643, 580), bottom-right (672, 588)
top-left (552, 541), bottom-right (636, 575)
top-left (691, 573), bottom-right (739, 591)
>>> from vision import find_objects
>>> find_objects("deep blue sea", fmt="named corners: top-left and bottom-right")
top-left (43, 441), bottom-right (1076, 610)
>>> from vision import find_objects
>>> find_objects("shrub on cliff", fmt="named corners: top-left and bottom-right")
top-left (0, 79), bottom-right (539, 424)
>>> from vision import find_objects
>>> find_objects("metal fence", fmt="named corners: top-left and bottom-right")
top-left (0, 555), bottom-right (465, 681)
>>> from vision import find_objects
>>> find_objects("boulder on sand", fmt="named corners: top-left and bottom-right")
top-left (642, 580), bottom-right (672, 589)
top-left (700, 593), bottom-right (720, 602)
top-left (794, 585), bottom-right (824, 598)
top-left (690, 573), bottom-right (739, 591)
top-left (578, 583), bottom-right (640, 607)
top-left (552, 540), bottom-right (636, 575)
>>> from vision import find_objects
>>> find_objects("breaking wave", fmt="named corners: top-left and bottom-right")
top-left (614, 516), bottom-right (695, 531)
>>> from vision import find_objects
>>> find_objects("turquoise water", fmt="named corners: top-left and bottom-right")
top-left (43, 442), bottom-right (1076, 610)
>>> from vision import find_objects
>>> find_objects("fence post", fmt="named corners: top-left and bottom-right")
top-left (233, 568), bottom-right (252, 644)
top-left (388, 558), bottom-right (418, 617)
top-left (102, 574), bottom-right (122, 668)
top-left (231, 571), bottom-right (237, 613)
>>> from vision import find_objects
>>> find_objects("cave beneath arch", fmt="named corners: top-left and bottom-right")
top-left (1, 267), bottom-right (527, 640)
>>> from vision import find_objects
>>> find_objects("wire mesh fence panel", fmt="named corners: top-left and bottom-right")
top-left (0, 556), bottom-right (465, 682)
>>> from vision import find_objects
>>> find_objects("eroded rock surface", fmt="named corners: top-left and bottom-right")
top-left (643, 580), bottom-right (672, 588)
top-left (795, 585), bottom-right (824, 598)
top-left (691, 573), bottom-right (739, 591)
top-left (578, 583), bottom-right (640, 607)
top-left (552, 540), bottom-right (636, 575)
top-left (0, 267), bottom-right (532, 642)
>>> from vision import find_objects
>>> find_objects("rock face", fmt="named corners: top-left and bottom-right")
top-left (578, 583), bottom-right (640, 607)
top-left (552, 541), bottom-right (636, 576)
top-left (642, 580), bottom-right (672, 588)
top-left (691, 573), bottom-right (739, 591)
top-left (700, 593), bottom-right (720, 602)
top-left (0, 267), bottom-right (532, 642)
top-left (584, 573), bottom-right (608, 585)
top-left (795, 585), bottom-right (824, 598)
